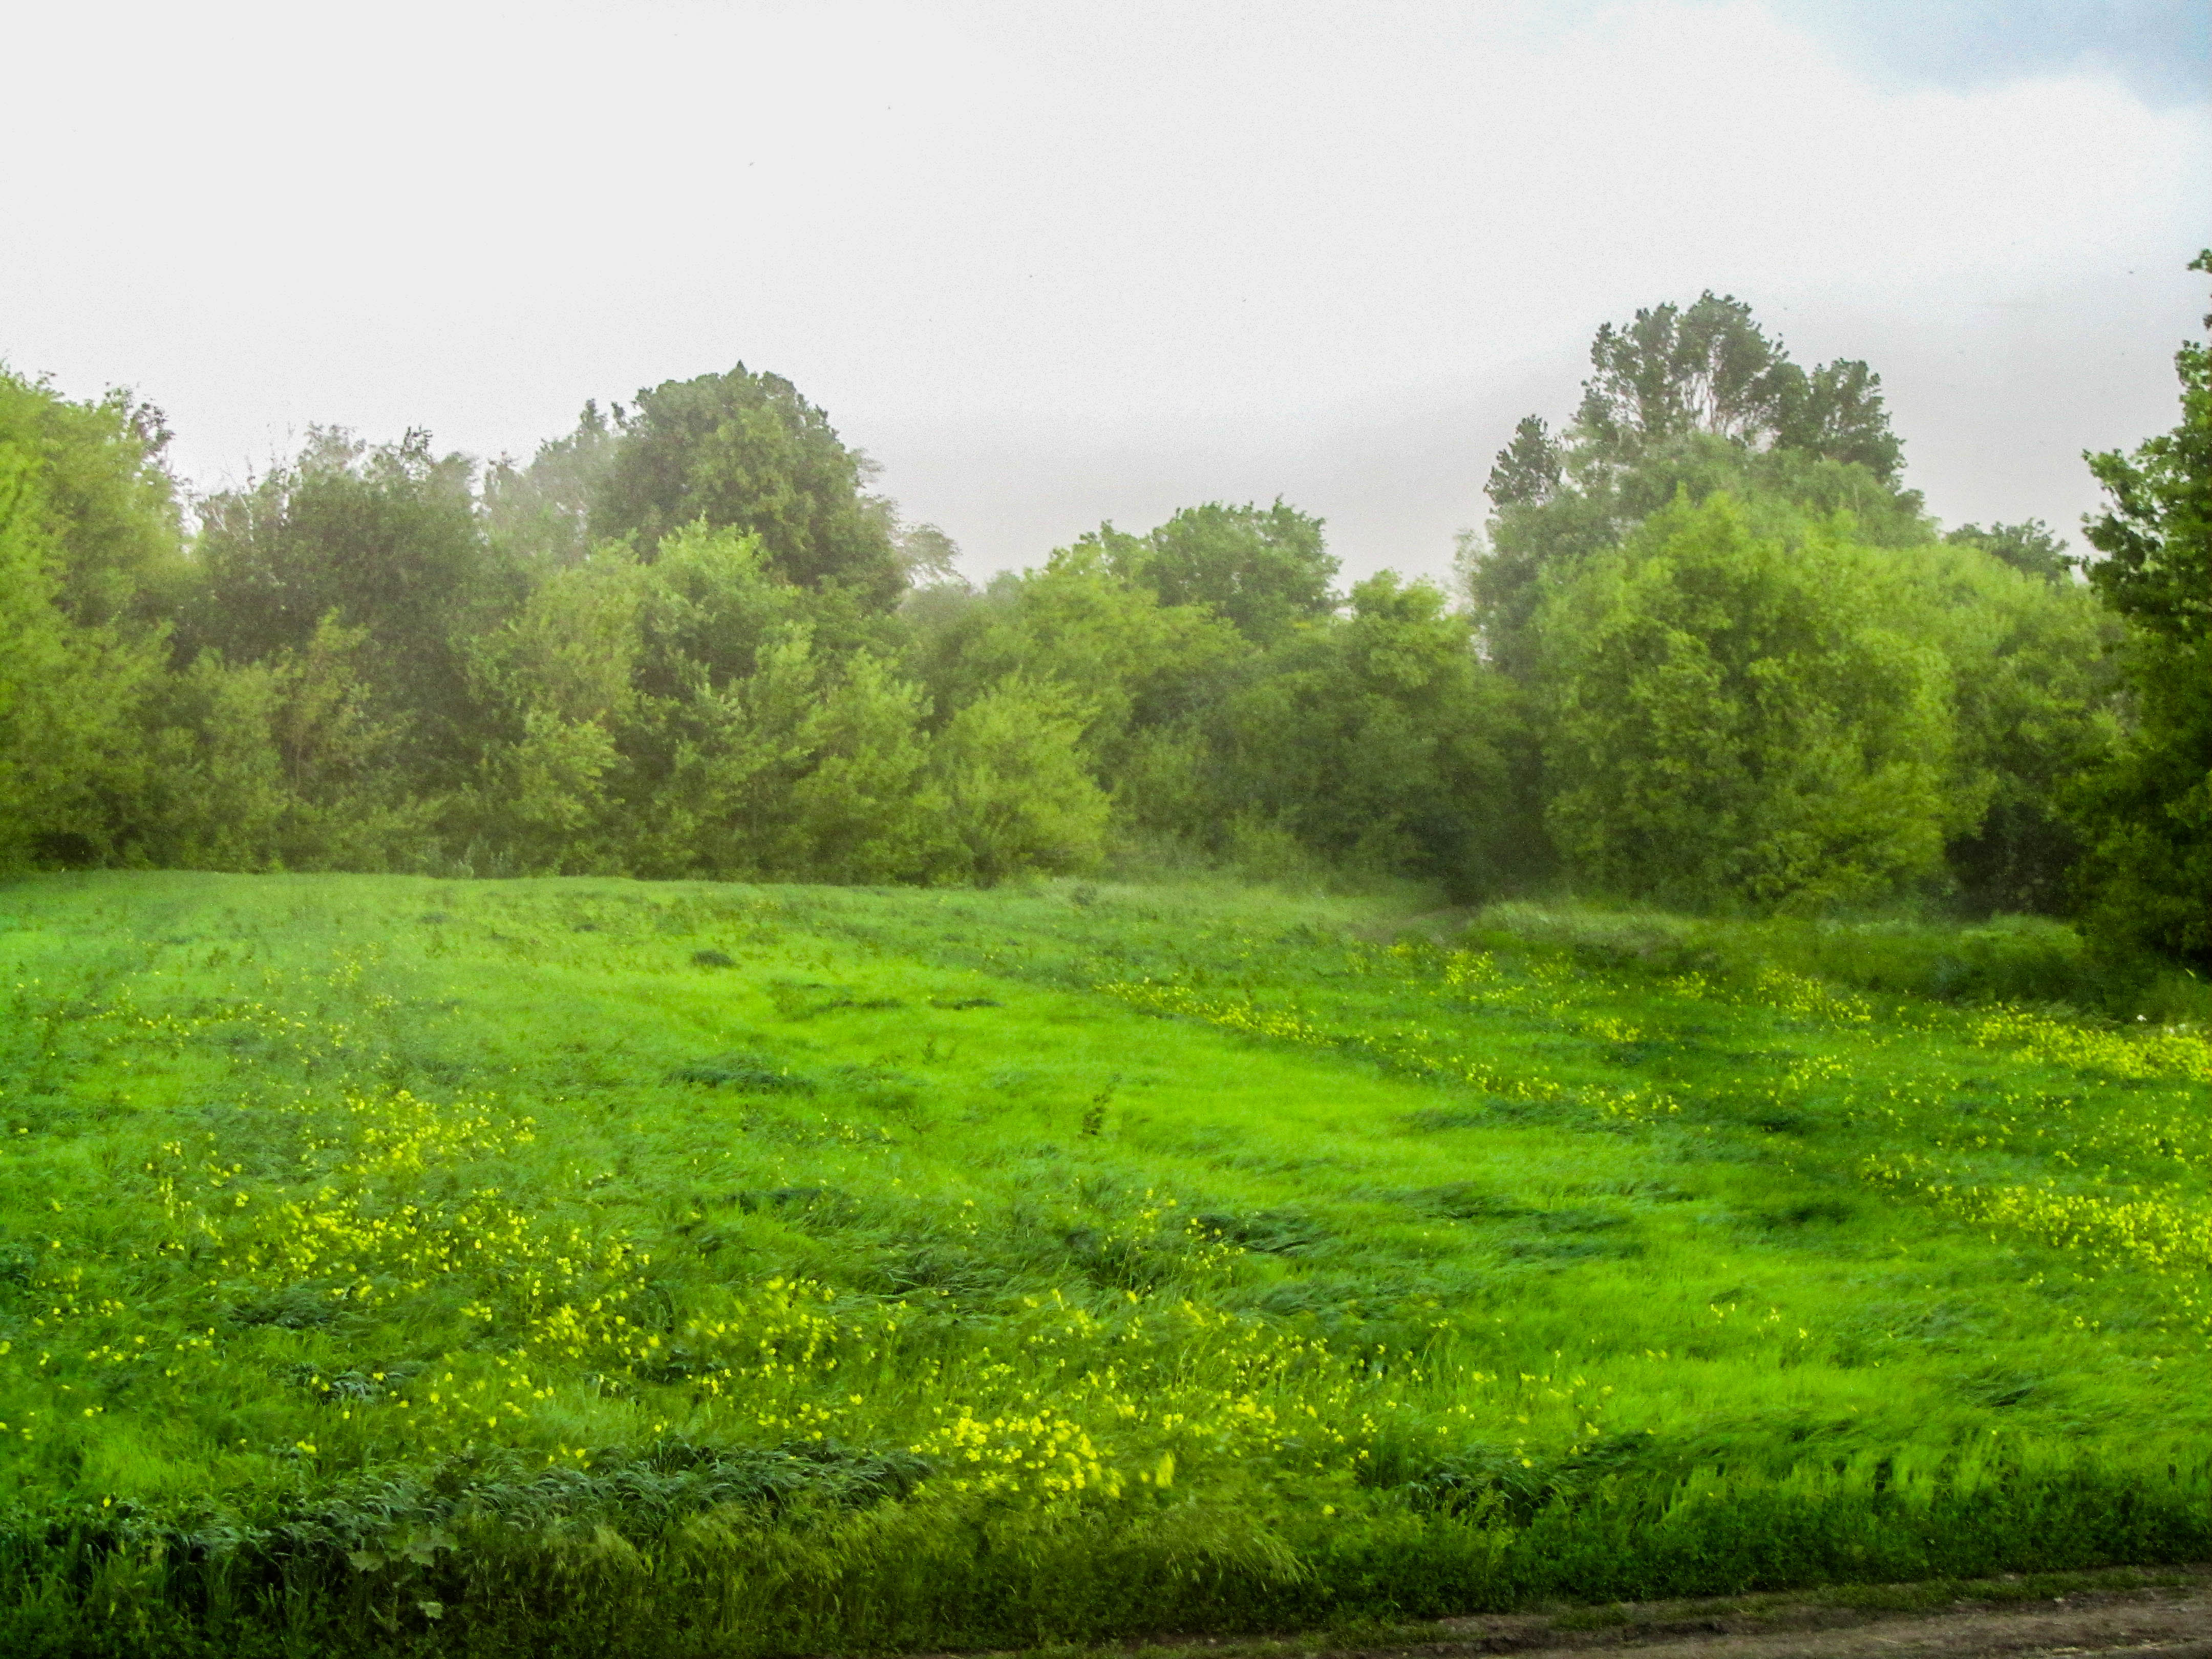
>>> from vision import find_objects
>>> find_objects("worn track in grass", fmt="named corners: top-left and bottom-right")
top-left (1050, 1568), bottom-right (2212, 1659)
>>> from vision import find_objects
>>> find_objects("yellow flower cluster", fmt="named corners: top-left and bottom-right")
top-left (667, 1277), bottom-right (859, 1401)
top-left (1657, 965), bottom-right (1877, 1029)
top-left (88, 982), bottom-right (387, 1070)
top-left (1966, 1005), bottom-right (2212, 1084)
top-left (1861, 1152), bottom-right (2211, 1337)
top-left (1746, 968), bottom-right (1875, 1028)
top-left (1438, 949), bottom-right (1500, 988)
top-left (150, 1089), bottom-right (630, 1327)
top-left (301, 1347), bottom-right (576, 1453)
top-left (1854, 1080), bottom-right (2207, 1176)
top-left (909, 1404), bottom-right (1124, 1502)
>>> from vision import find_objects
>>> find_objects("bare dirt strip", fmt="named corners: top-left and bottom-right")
top-left (1416, 1579), bottom-right (2211, 1657)
top-left (1034, 1568), bottom-right (2212, 1659)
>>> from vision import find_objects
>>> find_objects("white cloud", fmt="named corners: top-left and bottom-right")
top-left (3, 0), bottom-right (2204, 579)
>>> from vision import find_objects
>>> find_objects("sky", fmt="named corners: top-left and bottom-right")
top-left (4, 0), bottom-right (2206, 587)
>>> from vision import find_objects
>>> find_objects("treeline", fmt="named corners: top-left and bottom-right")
top-left (1, 268), bottom-right (2203, 965)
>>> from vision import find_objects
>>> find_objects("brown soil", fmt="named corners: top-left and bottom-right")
top-left (1041, 1567), bottom-right (2212, 1659)
top-left (1419, 1580), bottom-right (2211, 1657)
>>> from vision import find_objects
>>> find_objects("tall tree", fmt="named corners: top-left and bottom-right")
top-left (483, 399), bottom-right (625, 571)
top-left (591, 365), bottom-right (904, 605)
top-left (134, 616), bottom-right (424, 873)
top-left (1568, 292), bottom-right (1901, 483)
top-left (1484, 415), bottom-right (1563, 510)
top-left (0, 370), bottom-right (185, 867)
top-left (0, 436), bottom-right (150, 868)
top-left (1211, 573), bottom-right (1519, 896)
top-left (1104, 499), bottom-right (1337, 644)
top-left (1533, 493), bottom-right (1961, 911)
top-left (0, 370), bottom-right (184, 630)
top-left (1468, 294), bottom-right (1921, 677)
top-left (909, 538), bottom-right (1245, 777)
top-left (933, 678), bottom-right (1109, 886)
top-left (463, 550), bottom-right (649, 873)
top-left (188, 429), bottom-right (503, 782)
top-left (1776, 357), bottom-right (1904, 483)
top-left (2067, 250), bottom-right (2212, 965)
top-left (1573, 293), bottom-right (1797, 460)
top-left (1904, 543), bottom-right (2120, 914)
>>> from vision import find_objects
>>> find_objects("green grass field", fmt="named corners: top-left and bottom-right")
top-left (1, 873), bottom-right (2206, 1656)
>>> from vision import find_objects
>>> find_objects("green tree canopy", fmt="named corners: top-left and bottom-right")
top-left (461, 523), bottom-right (945, 883)
top-left (933, 677), bottom-right (1109, 887)
top-left (1097, 499), bottom-right (1337, 644)
top-left (1901, 544), bottom-right (2120, 914)
top-left (590, 365), bottom-right (905, 605)
top-left (0, 316), bottom-right (2133, 913)
top-left (0, 369), bottom-right (183, 630)
top-left (134, 616), bottom-right (427, 873)
top-left (907, 541), bottom-right (1246, 772)
top-left (186, 429), bottom-right (503, 780)
top-left (2067, 250), bottom-right (2212, 965)
top-left (1210, 573), bottom-right (1518, 896)
top-left (1569, 292), bottom-right (1903, 483)
top-left (1944, 519), bottom-right (2076, 585)
top-left (1467, 295), bottom-right (1923, 678)
top-left (483, 399), bottom-right (624, 571)
top-left (1534, 493), bottom-right (1961, 911)
top-left (0, 439), bottom-right (148, 868)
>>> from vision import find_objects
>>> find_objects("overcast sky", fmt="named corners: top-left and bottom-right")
top-left (5, 0), bottom-right (2206, 586)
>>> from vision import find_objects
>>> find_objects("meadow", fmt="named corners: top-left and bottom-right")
top-left (0, 871), bottom-right (2206, 1656)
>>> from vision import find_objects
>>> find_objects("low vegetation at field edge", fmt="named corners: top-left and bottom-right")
top-left (1, 871), bottom-right (2205, 1656)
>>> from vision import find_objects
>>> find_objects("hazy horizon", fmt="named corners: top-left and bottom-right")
top-left (8, 0), bottom-right (2206, 587)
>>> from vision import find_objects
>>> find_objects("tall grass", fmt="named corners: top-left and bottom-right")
top-left (0, 872), bottom-right (2204, 1654)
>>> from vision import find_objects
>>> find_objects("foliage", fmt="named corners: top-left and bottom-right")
top-left (462, 525), bottom-right (943, 883)
top-left (590, 365), bottom-right (905, 605)
top-left (0, 874), bottom-right (2204, 1654)
top-left (483, 399), bottom-right (626, 571)
top-left (1533, 494), bottom-right (1959, 910)
top-left (465, 551), bottom-right (648, 873)
top-left (130, 619), bottom-right (427, 871)
top-left (903, 540), bottom-right (1539, 898)
top-left (1468, 294), bottom-right (1925, 680)
top-left (1469, 432), bottom-right (1931, 684)
top-left (1567, 292), bottom-right (1903, 483)
top-left (2067, 251), bottom-right (2212, 968)
top-left (731, 639), bottom-right (950, 884)
top-left (1208, 575), bottom-right (1522, 896)
top-left (1098, 499), bottom-right (1338, 645)
top-left (932, 678), bottom-right (1109, 884)
top-left (1901, 545), bottom-right (2120, 915)
top-left (1943, 519), bottom-right (2075, 585)
top-left (0, 450), bottom-right (127, 868)
top-left (0, 372), bottom-right (172, 871)
top-left (905, 543), bottom-right (1246, 773)
top-left (0, 303), bottom-right (2180, 925)
top-left (185, 429), bottom-right (506, 785)
top-left (0, 367), bottom-right (184, 629)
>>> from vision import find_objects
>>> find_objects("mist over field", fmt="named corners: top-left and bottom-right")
top-left (2, 4), bottom-right (2207, 1654)
top-left (6, 1), bottom-right (2207, 583)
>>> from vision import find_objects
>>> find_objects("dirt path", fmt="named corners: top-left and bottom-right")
top-left (1064, 1570), bottom-right (2212, 1659)
top-left (1391, 1574), bottom-right (2211, 1659)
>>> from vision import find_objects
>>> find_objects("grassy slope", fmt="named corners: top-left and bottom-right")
top-left (0, 871), bottom-right (2205, 1656)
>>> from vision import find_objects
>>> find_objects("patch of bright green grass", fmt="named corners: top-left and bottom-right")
top-left (0, 872), bottom-right (2205, 1656)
